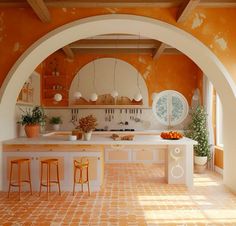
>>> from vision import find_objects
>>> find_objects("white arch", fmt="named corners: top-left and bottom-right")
top-left (69, 57), bottom-right (149, 106)
top-left (0, 14), bottom-right (236, 192)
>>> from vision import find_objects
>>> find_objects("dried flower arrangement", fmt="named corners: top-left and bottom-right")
top-left (77, 115), bottom-right (97, 133)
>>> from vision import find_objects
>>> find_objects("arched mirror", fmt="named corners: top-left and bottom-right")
top-left (152, 90), bottom-right (189, 126)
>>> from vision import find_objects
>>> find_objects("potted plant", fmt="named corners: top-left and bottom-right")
top-left (77, 115), bottom-right (97, 141)
top-left (49, 116), bottom-right (62, 131)
top-left (185, 105), bottom-right (211, 172)
top-left (18, 106), bottom-right (46, 138)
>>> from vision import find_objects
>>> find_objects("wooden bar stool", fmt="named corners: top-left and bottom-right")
top-left (8, 158), bottom-right (32, 200)
top-left (39, 159), bottom-right (61, 200)
top-left (73, 158), bottom-right (90, 196)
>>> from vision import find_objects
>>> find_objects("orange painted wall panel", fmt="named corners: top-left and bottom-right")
top-left (0, 7), bottom-right (236, 91)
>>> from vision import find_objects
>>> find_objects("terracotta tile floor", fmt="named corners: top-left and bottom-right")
top-left (1, 163), bottom-right (236, 225)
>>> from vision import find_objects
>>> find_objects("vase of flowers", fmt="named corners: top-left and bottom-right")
top-left (77, 115), bottom-right (97, 141)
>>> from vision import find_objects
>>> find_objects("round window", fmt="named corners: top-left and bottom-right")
top-left (152, 90), bottom-right (189, 126)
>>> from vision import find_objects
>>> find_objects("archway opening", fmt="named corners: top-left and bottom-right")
top-left (0, 14), bottom-right (236, 192)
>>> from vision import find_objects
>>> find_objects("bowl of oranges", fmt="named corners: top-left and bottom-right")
top-left (160, 131), bottom-right (183, 140)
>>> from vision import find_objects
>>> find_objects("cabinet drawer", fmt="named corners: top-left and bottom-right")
top-left (106, 150), bottom-right (131, 162)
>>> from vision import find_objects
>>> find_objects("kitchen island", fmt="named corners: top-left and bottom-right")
top-left (2, 132), bottom-right (197, 192)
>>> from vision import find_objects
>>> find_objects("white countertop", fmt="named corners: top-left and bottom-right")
top-left (3, 134), bottom-right (197, 146)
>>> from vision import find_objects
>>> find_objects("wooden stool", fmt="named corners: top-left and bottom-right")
top-left (8, 158), bottom-right (32, 200)
top-left (39, 159), bottom-right (61, 199)
top-left (73, 159), bottom-right (90, 196)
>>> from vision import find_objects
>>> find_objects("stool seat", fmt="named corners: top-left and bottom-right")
top-left (11, 158), bottom-right (30, 164)
top-left (73, 159), bottom-right (90, 196)
top-left (39, 158), bottom-right (61, 200)
top-left (41, 159), bottom-right (58, 163)
top-left (8, 158), bottom-right (32, 200)
top-left (74, 160), bottom-right (89, 168)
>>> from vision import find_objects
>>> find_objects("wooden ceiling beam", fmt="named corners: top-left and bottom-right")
top-left (27, 0), bottom-right (51, 23)
top-left (70, 39), bottom-right (159, 49)
top-left (152, 43), bottom-right (167, 60)
top-left (0, 0), bottom-right (235, 8)
top-left (152, 0), bottom-right (200, 60)
top-left (73, 48), bottom-right (153, 55)
top-left (71, 47), bottom-right (182, 55)
top-left (200, 0), bottom-right (236, 8)
top-left (42, 0), bottom-right (181, 8)
top-left (177, 0), bottom-right (200, 23)
top-left (62, 45), bottom-right (75, 59)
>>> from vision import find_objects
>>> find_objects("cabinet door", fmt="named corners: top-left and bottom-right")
top-left (105, 149), bottom-right (131, 163)
top-left (132, 149), bottom-right (154, 162)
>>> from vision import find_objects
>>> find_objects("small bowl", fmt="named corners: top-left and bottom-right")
top-left (68, 135), bottom-right (77, 141)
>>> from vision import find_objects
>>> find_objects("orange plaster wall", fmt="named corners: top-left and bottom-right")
top-left (0, 7), bottom-right (236, 90)
top-left (42, 51), bottom-right (201, 106)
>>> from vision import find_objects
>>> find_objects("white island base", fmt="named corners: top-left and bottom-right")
top-left (2, 133), bottom-right (197, 192)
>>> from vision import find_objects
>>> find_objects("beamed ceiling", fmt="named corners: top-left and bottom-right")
top-left (1, 0), bottom-right (235, 60)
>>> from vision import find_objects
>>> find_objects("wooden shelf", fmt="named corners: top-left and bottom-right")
top-left (43, 89), bottom-right (68, 92)
top-left (16, 101), bottom-right (34, 106)
top-left (43, 75), bottom-right (66, 78)
top-left (44, 105), bottom-right (151, 109)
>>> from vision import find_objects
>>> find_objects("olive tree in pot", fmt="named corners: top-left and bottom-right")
top-left (185, 105), bottom-right (211, 172)
top-left (18, 106), bottom-right (46, 138)
top-left (49, 116), bottom-right (62, 131)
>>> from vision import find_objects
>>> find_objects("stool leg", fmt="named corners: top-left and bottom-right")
top-left (8, 163), bottom-right (13, 198)
top-left (18, 163), bottom-right (21, 201)
top-left (39, 162), bottom-right (43, 196)
top-left (56, 163), bottom-right (61, 195)
top-left (87, 168), bottom-right (90, 196)
top-left (80, 169), bottom-right (83, 192)
top-left (47, 164), bottom-right (49, 200)
top-left (73, 167), bottom-right (77, 196)
top-left (49, 163), bottom-right (51, 194)
top-left (28, 161), bottom-right (33, 195)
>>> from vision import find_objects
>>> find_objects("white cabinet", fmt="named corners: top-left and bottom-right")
top-left (105, 148), bottom-right (132, 163)
top-left (105, 146), bottom-right (165, 163)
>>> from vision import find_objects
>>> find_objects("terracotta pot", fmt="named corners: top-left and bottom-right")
top-left (24, 124), bottom-right (40, 138)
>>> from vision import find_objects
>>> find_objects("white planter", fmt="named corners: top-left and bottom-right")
top-left (53, 124), bottom-right (60, 131)
top-left (84, 131), bottom-right (92, 141)
top-left (194, 156), bottom-right (208, 165)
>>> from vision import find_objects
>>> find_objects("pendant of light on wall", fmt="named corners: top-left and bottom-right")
top-left (111, 35), bottom-right (119, 98)
top-left (134, 33), bottom-right (143, 102)
top-left (73, 70), bottom-right (82, 100)
top-left (90, 59), bottom-right (98, 102)
top-left (111, 58), bottom-right (119, 98)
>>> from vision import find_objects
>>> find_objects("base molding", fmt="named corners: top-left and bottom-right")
top-left (214, 165), bottom-right (223, 175)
